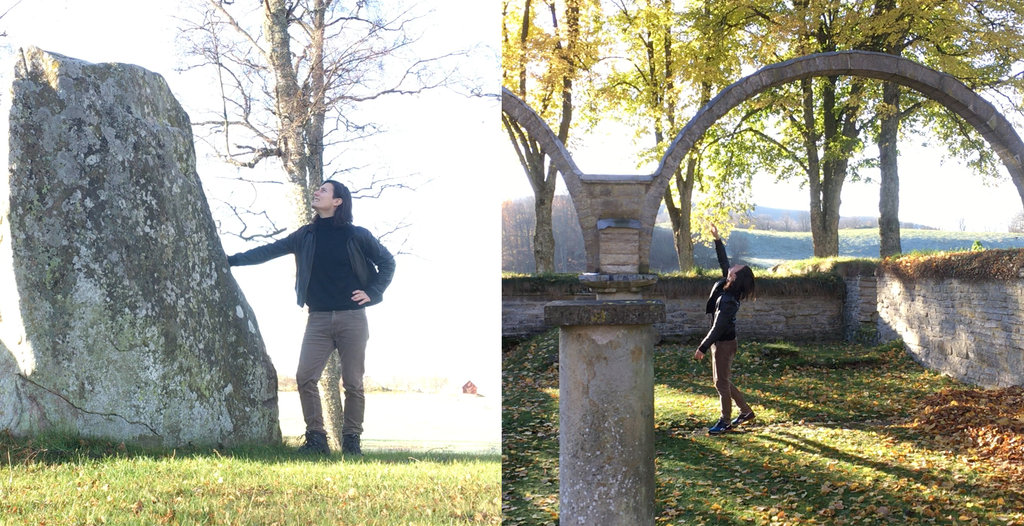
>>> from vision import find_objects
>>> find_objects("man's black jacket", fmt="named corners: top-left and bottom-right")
top-left (227, 223), bottom-right (395, 308)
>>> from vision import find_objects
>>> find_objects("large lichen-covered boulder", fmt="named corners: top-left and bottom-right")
top-left (0, 47), bottom-right (280, 447)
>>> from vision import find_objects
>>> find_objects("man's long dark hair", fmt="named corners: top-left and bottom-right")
top-left (313, 179), bottom-right (354, 226)
top-left (725, 266), bottom-right (755, 301)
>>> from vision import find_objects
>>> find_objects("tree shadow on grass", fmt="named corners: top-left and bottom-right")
top-left (0, 430), bottom-right (497, 468)
top-left (656, 427), bottom-right (910, 522)
top-left (764, 427), bottom-right (920, 481)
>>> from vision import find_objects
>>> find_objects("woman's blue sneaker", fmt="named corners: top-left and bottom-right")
top-left (708, 419), bottom-right (732, 435)
top-left (731, 412), bottom-right (755, 427)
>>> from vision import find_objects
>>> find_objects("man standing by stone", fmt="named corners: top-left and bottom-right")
top-left (227, 180), bottom-right (395, 455)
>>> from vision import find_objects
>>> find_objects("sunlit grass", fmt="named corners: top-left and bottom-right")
top-left (503, 330), bottom-right (1024, 525)
top-left (1, 436), bottom-right (500, 525)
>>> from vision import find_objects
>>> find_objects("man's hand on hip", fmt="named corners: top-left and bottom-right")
top-left (351, 290), bottom-right (370, 305)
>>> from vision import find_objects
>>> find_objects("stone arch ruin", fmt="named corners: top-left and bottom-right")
top-left (502, 50), bottom-right (1024, 272)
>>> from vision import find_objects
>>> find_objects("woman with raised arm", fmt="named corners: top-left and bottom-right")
top-left (693, 224), bottom-right (756, 435)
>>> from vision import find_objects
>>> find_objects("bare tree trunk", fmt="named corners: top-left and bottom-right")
top-left (266, 0), bottom-right (344, 450)
top-left (305, 0), bottom-right (327, 187)
top-left (263, 0), bottom-right (305, 188)
top-left (819, 163), bottom-right (843, 257)
top-left (663, 185), bottom-right (685, 271)
top-left (878, 81), bottom-right (901, 257)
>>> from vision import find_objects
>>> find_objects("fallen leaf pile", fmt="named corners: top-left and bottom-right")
top-left (908, 386), bottom-right (1024, 476)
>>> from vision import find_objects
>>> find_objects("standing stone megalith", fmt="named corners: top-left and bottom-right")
top-left (0, 47), bottom-right (280, 447)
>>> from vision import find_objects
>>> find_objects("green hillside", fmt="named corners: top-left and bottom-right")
top-left (717, 228), bottom-right (1024, 268)
top-left (654, 226), bottom-right (1024, 271)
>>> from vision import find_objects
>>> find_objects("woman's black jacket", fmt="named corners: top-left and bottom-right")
top-left (698, 238), bottom-right (739, 352)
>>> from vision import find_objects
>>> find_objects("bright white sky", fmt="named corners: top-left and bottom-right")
top-left (2, 0), bottom-right (502, 395)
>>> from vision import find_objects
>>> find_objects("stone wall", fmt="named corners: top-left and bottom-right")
top-left (503, 279), bottom-right (590, 339)
top-left (652, 289), bottom-right (843, 343)
top-left (503, 277), bottom-right (847, 343)
top-left (843, 275), bottom-right (880, 341)
top-left (876, 272), bottom-right (1024, 388)
top-left (505, 258), bottom-right (1024, 388)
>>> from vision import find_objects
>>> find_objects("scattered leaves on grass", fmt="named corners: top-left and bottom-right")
top-left (503, 332), bottom-right (1024, 526)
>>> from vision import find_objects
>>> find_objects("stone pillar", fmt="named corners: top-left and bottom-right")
top-left (546, 299), bottom-right (665, 526)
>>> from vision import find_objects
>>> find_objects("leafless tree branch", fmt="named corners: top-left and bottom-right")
top-left (214, 198), bottom-right (288, 241)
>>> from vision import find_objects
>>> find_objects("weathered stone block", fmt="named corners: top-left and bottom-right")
top-left (0, 48), bottom-right (280, 446)
top-left (558, 322), bottom-right (658, 525)
top-left (546, 300), bottom-right (666, 327)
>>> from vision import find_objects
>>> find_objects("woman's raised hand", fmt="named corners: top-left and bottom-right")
top-left (709, 224), bottom-right (720, 241)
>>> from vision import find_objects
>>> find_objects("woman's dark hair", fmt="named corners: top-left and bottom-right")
top-left (314, 179), bottom-right (353, 225)
top-left (726, 265), bottom-right (755, 301)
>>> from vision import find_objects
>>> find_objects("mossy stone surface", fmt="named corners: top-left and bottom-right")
top-left (0, 48), bottom-right (280, 447)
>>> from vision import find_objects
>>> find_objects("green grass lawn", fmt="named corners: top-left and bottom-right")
top-left (1, 434), bottom-right (500, 525)
top-left (502, 331), bottom-right (1024, 525)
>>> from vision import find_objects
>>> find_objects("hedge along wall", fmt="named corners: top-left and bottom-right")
top-left (876, 249), bottom-right (1024, 388)
top-left (502, 271), bottom-right (858, 343)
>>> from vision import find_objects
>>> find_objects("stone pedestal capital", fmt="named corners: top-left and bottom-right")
top-left (545, 300), bottom-right (666, 327)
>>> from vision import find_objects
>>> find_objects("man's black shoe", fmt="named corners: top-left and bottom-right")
top-left (297, 430), bottom-right (330, 455)
top-left (342, 433), bottom-right (362, 455)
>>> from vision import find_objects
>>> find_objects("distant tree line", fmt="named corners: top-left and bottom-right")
top-left (1011, 212), bottom-right (1024, 234)
top-left (502, 197), bottom-right (1024, 274)
top-left (503, 195), bottom-right (586, 273)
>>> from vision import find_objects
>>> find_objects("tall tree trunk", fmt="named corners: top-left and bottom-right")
top-left (878, 81), bottom-right (901, 257)
top-left (662, 177), bottom-right (695, 271)
top-left (505, 0), bottom-right (571, 274)
top-left (518, 0), bottom-right (531, 95)
top-left (532, 170), bottom-right (557, 273)
top-left (662, 82), bottom-right (703, 272)
top-left (266, 0), bottom-right (345, 450)
top-left (805, 74), bottom-right (862, 258)
top-left (819, 162), bottom-right (844, 256)
top-left (666, 161), bottom-right (697, 270)
top-left (501, 114), bottom-right (555, 273)
top-left (801, 79), bottom-right (830, 257)
top-left (306, 0), bottom-right (327, 187)
top-left (310, 0), bottom-right (345, 452)
top-left (264, 0), bottom-right (305, 189)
